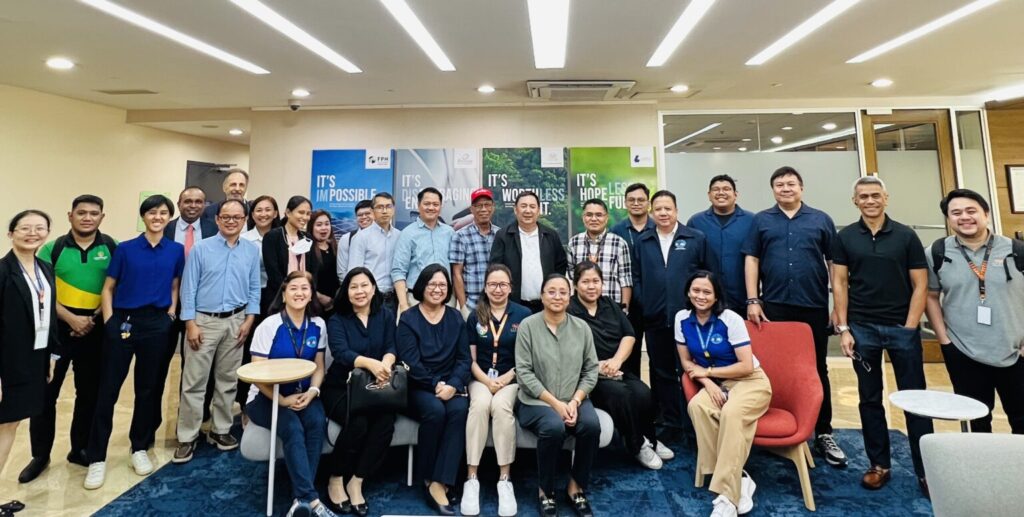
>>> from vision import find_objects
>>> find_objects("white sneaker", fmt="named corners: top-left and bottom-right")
top-left (636, 442), bottom-right (664, 470)
top-left (131, 450), bottom-right (153, 476)
top-left (710, 495), bottom-right (738, 517)
top-left (738, 471), bottom-right (756, 514)
top-left (84, 462), bottom-right (106, 489)
top-left (653, 439), bottom-right (675, 461)
top-left (287, 499), bottom-right (312, 517)
top-left (460, 478), bottom-right (480, 516)
top-left (497, 479), bottom-right (517, 517)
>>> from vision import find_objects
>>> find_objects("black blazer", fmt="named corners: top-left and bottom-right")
top-left (263, 226), bottom-right (323, 297)
top-left (163, 217), bottom-right (218, 242)
top-left (488, 221), bottom-right (567, 303)
top-left (0, 251), bottom-right (61, 388)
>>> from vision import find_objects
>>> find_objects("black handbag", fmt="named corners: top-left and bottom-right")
top-left (346, 362), bottom-right (409, 423)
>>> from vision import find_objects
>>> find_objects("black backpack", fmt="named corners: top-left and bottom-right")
top-left (49, 233), bottom-right (118, 264)
top-left (930, 237), bottom-right (1024, 280)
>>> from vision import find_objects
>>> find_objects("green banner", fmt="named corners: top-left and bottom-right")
top-left (568, 147), bottom-right (657, 234)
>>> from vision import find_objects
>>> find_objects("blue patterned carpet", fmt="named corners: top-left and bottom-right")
top-left (95, 428), bottom-right (933, 516)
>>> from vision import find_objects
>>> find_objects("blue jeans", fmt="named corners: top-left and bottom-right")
top-left (247, 394), bottom-right (325, 503)
top-left (849, 322), bottom-right (933, 477)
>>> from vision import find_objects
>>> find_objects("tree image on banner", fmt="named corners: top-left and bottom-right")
top-left (482, 148), bottom-right (569, 243)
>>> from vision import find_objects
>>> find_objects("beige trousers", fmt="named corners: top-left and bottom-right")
top-left (466, 381), bottom-right (519, 466)
top-left (176, 312), bottom-right (244, 442)
top-left (688, 368), bottom-right (772, 506)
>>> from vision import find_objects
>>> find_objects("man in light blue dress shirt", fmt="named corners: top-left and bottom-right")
top-left (348, 192), bottom-right (402, 311)
top-left (392, 187), bottom-right (454, 313)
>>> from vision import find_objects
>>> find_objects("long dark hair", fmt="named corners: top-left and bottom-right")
top-left (268, 270), bottom-right (323, 318)
top-left (307, 209), bottom-right (338, 261)
top-left (682, 270), bottom-right (727, 315)
top-left (334, 267), bottom-right (383, 317)
top-left (476, 263), bottom-right (513, 324)
top-left (247, 195), bottom-right (281, 231)
top-left (282, 195), bottom-right (312, 228)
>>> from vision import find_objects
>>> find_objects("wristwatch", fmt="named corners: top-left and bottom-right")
top-left (836, 325), bottom-right (851, 334)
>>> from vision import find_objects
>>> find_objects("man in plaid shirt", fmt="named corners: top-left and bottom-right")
top-left (450, 188), bottom-right (497, 318)
top-left (568, 198), bottom-right (633, 307)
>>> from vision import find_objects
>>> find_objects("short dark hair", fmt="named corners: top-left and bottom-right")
top-left (515, 190), bottom-right (540, 205)
top-left (572, 261), bottom-right (603, 285)
top-left (582, 198), bottom-right (607, 213)
top-left (372, 192), bottom-right (394, 206)
top-left (218, 198), bottom-right (248, 215)
top-left (179, 185), bottom-right (207, 200)
top-left (682, 270), bottom-right (727, 315)
top-left (541, 273), bottom-right (571, 293)
top-left (334, 267), bottom-right (383, 317)
top-left (624, 183), bottom-right (650, 198)
top-left (418, 187), bottom-right (442, 204)
top-left (411, 263), bottom-right (452, 304)
top-left (247, 195), bottom-right (281, 230)
top-left (650, 190), bottom-right (677, 207)
top-left (72, 194), bottom-right (104, 211)
top-left (8, 209), bottom-right (51, 233)
top-left (268, 270), bottom-right (323, 318)
top-left (940, 188), bottom-right (990, 216)
top-left (355, 199), bottom-right (373, 212)
top-left (139, 194), bottom-right (175, 218)
top-left (708, 174), bottom-right (737, 191)
top-left (770, 166), bottom-right (803, 187)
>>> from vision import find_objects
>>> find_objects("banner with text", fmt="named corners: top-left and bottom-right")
top-left (482, 147), bottom-right (570, 243)
top-left (568, 147), bottom-right (657, 235)
top-left (311, 149), bottom-right (394, 234)
top-left (393, 148), bottom-right (482, 231)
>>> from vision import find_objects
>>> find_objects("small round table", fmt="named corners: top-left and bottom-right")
top-left (237, 358), bottom-right (317, 517)
top-left (888, 389), bottom-right (990, 432)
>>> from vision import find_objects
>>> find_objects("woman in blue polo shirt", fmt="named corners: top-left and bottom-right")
top-left (246, 270), bottom-right (334, 517)
top-left (675, 270), bottom-right (771, 517)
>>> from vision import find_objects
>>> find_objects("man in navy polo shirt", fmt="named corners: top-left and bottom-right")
top-left (84, 195), bottom-right (185, 490)
top-left (833, 176), bottom-right (932, 493)
top-left (687, 174), bottom-right (754, 311)
top-left (742, 166), bottom-right (847, 467)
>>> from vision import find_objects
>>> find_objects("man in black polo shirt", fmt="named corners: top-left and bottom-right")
top-left (832, 176), bottom-right (932, 494)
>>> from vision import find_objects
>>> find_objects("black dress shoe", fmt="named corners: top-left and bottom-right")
top-left (352, 502), bottom-right (368, 517)
top-left (538, 493), bottom-right (557, 517)
top-left (67, 450), bottom-right (89, 467)
top-left (1, 500), bottom-right (26, 512)
top-left (570, 491), bottom-right (594, 517)
top-left (424, 489), bottom-right (454, 516)
top-left (18, 457), bottom-right (49, 483)
top-left (324, 498), bottom-right (351, 515)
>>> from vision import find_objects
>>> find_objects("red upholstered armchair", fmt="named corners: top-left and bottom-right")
top-left (681, 321), bottom-right (823, 511)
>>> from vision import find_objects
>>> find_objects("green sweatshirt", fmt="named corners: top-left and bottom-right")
top-left (515, 312), bottom-right (599, 406)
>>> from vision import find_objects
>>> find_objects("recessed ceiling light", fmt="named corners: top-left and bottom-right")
top-left (741, 138), bottom-right (752, 142)
top-left (477, 85), bottom-right (496, 94)
top-left (229, 128), bottom-right (244, 136)
top-left (712, 146), bottom-right (722, 150)
top-left (291, 88), bottom-right (310, 98)
top-left (666, 122), bottom-right (722, 148)
top-left (380, 0), bottom-right (456, 71)
top-left (782, 126), bottom-right (793, 131)
top-left (738, 147), bottom-right (748, 152)
top-left (836, 146), bottom-right (846, 149)
top-left (847, 0), bottom-right (1000, 63)
top-left (80, 0), bottom-right (269, 74)
top-left (871, 78), bottom-right (894, 88)
top-left (746, 0), bottom-right (861, 65)
top-left (45, 56), bottom-right (75, 70)
top-left (770, 136), bottom-right (784, 144)
top-left (647, 0), bottom-right (717, 67)
top-left (670, 84), bottom-right (689, 93)
top-left (822, 122), bottom-right (838, 130)
top-left (230, 0), bottom-right (359, 73)
top-left (526, 0), bottom-right (570, 69)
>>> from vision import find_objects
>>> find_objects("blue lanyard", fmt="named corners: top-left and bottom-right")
top-left (284, 314), bottom-right (310, 358)
top-left (694, 320), bottom-right (714, 362)
top-left (18, 260), bottom-right (46, 319)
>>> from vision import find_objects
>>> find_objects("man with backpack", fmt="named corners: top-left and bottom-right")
top-left (925, 188), bottom-right (1024, 435)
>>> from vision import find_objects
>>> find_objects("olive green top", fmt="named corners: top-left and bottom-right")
top-left (515, 312), bottom-right (599, 406)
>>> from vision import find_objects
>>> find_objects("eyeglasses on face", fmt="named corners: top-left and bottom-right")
top-left (374, 204), bottom-right (394, 211)
top-left (543, 290), bottom-right (570, 299)
top-left (486, 282), bottom-right (511, 290)
top-left (218, 215), bottom-right (246, 223)
top-left (426, 282), bottom-right (448, 291)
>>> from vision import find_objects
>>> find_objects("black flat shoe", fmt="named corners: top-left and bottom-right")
top-left (352, 503), bottom-right (368, 517)
top-left (424, 489), bottom-right (454, 516)
top-left (67, 449), bottom-right (89, 467)
top-left (18, 457), bottom-right (49, 483)
top-left (1, 500), bottom-right (25, 512)
top-left (570, 491), bottom-right (594, 517)
top-left (538, 493), bottom-right (557, 517)
top-left (325, 498), bottom-right (351, 515)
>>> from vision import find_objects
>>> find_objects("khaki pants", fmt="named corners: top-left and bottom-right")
top-left (466, 381), bottom-right (518, 466)
top-left (177, 312), bottom-right (244, 442)
top-left (688, 368), bottom-right (772, 505)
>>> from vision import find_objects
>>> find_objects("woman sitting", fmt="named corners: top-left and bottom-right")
top-left (397, 264), bottom-right (471, 516)
top-left (246, 271), bottom-right (334, 517)
top-left (322, 267), bottom-right (397, 517)
top-left (515, 274), bottom-right (599, 517)
top-left (460, 264), bottom-right (531, 517)
top-left (568, 261), bottom-right (673, 470)
top-left (676, 270), bottom-right (771, 517)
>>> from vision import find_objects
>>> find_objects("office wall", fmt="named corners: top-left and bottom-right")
top-left (987, 108), bottom-right (1024, 236)
top-left (0, 84), bottom-right (249, 251)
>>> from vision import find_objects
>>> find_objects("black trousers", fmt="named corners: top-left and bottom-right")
top-left (87, 308), bottom-right (173, 462)
top-left (589, 373), bottom-right (657, 455)
top-left (522, 299), bottom-right (544, 314)
top-left (763, 302), bottom-right (833, 435)
top-left (516, 400), bottom-right (600, 496)
top-left (942, 343), bottom-right (1024, 433)
top-left (28, 316), bottom-right (103, 459)
top-left (407, 388), bottom-right (468, 486)
top-left (645, 326), bottom-right (687, 430)
top-left (623, 308), bottom-right (645, 378)
top-left (321, 378), bottom-right (396, 479)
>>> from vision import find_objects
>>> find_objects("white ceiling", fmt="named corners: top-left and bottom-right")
top-left (1, 0), bottom-right (1022, 112)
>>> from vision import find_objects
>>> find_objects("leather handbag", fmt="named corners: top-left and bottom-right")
top-left (346, 362), bottom-right (409, 423)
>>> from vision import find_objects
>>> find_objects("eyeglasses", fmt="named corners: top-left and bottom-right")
top-left (218, 216), bottom-right (246, 223)
top-left (13, 226), bottom-right (49, 235)
top-left (851, 351), bottom-right (872, 372)
top-left (710, 187), bottom-right (734, 194)
top-left (426, 282), bottom-right (448, 292)
top-left (373, 204), bottom-right (394, 211)
top-left (543, 290), bottom-right (570, 299)
top-left (486, 282), bottom-right (511, 291)
top-left (626, 198), bottom-right (648, 205)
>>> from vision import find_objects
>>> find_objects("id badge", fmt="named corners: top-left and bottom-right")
top-left (978, 305), bottom-right (992, 326)
top-left (34, 324), bottom-right (49, 350)
top-left (120, 321), bottom-right (133, 340)
top-left (487, 368), bottom-right (499, 380)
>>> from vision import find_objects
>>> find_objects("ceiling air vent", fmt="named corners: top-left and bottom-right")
top-left (94, 89), bottom-right (158, 95)
top-left (527, 80), bottom-right (636, 101)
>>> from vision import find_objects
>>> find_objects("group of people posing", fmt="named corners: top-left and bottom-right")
top-left (1, 165), bottom-right (1022, 517)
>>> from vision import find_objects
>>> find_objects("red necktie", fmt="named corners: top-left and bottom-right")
top-left (185, 224), bottom-right (195, 257)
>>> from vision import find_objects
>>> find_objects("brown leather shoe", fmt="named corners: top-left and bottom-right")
top-left (861, 466), bottom-right (891, 490)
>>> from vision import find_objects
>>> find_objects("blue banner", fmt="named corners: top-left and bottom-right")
top-left (311, 149), bottom-right (394, 235)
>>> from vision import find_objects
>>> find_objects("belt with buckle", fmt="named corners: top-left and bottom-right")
top-left (198, 306), bottom-right (246, 318)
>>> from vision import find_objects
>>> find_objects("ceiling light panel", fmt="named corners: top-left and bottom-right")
top-left (527, 0), bottom-right (570, 69)
top-left (230, 0), bottom-right (361, 73)
top-left (79, 0), bottom-right (269, 74)
top-left (380, 0), bottom-right (455, 71)
top-left (746, 0), bottom-right (861, 66)
top-left (847, 0), bottom-right (1001, 63)
top-left (647, 0), bottom-right (716, 67)
top-left (666, 122), bottom-right (721, 148)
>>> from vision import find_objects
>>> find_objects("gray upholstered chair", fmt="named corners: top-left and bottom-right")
top-left (921, 432), bottom-right (1024, 517)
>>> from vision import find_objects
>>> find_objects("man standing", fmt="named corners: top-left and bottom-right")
top-left (19, 195), bottom-right (117, 483)
top-left (336, 199), bottom-right (375, 281)
top-left (172, 200), bottom-right (260, 463)
top-left (489, 191), bottom-right (567, 313)
top-left (925, 189), bottom-right (1024, 434)
top-left (833, 176), bottom-right (932, 492)
top-left (568, 198), bottom-right (633, 306)
top-left (632, 190), bottom-right (715, 437)
top-left (450, 188), bottom-right (496, 318)
top-left (611, 183), bottom-right (655, 376)
top-left (743, 166), bottom-right (846, 467)
top-left (687, 175), bottom-right (754, 311)
top-left (349, 192), bottom-right (401, 312)
top-left (392, 187), bottom-right (454, 313)
top-left (201, 168), bottom-right (250, 228)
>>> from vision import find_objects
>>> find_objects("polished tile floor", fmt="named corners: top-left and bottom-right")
top-left (0, 354), bottom-right (1009, 516)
